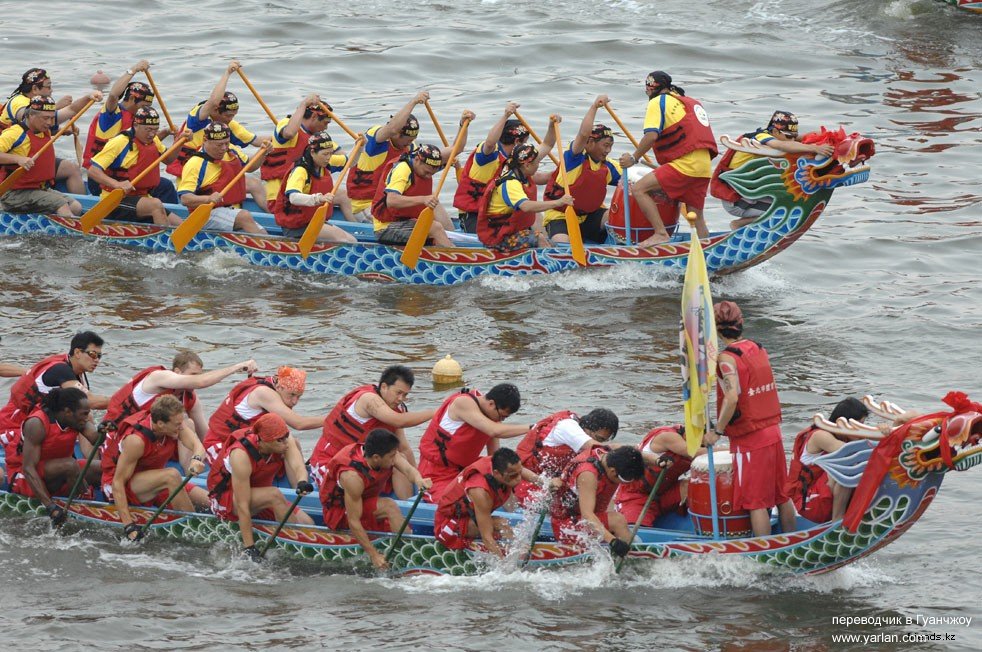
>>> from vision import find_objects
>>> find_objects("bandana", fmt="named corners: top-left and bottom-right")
top-left (276, 366), bottom-right (306, 393)
top-left (253, 413), bottom-right (289, 442)
top-left (308, 131), bottom-right (336, 152)
top-left (218, 91), bottom-right (239, 113)
top-left (714, 300), bottom-right (744, 329)
top-left (501, 119), bottom-right (529, 144)
top-left (512, 143), bottom-right (538, 165)
top-left (28, 95), bottom-right (57, 112)
top-left (416, 143), bottom-right (443, 168)
top-left (123, 81), bottom-right (154, 103)
top-left (133, 107), bottom-right (160, 126)
top-left (768, 110), bottom-right (799, 136)
top-left (645, 70), bottom-right (672, 92)
top-left (203, 123), bottom-right (230, 141)
top-left (590, 123), bottom-right (613, 140)
top-left (400, 114), bottom-right (420, 138)
top-left (23, 68), bottom-right (49, 87)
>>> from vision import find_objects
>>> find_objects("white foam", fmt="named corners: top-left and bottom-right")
top-left (478, 262), bottom-right (681, 293)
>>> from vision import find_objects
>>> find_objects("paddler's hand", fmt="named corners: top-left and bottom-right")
top-left (123, 523), bottom-right (145, 541)
top-left (549, 113), bottom-right (562, 124)
top-left (188, 458), bottom-right (206, 476)
top-left (131, 59), bottom-right (151, 74)
top-left (208, 192), bottom-right (223, 204)
top-left (619, 153), bottom-right (637, 168)
top-left (593, 94), bottom-right (610, 109)
top-left (16, 156), bottom-right (34, 171)
top-left (227, 60), bottom-right (242, 74)
top-left (655, 454), bottom-right (673, 469)
top-left (460, 110), bottom-right (476, 125)
top-left (256, 136), bottom-right (273, 148)
top-left (609, 538), bottom-right (630, 558)
top-left (504, 101), bottom-right (520, 116)
top-left (295, 480), bottom-right (314, 496)
top-left (239, 359), bottom-right (258, 375)
top-left (812, 144), bottom-right (834, 158)
top-left (115, 180), bottom-right (135, 193)
top-left (88, 91), bottom-right (104, 103)
top-left (417, 477), bottom-right (433, 491)
top-left (243, 545), bottom-right (262, 562)
top-left (548, 477), bottom-right (562, 491)
top-left (369, 550), bottom-right (389, 571)
top-left (702, 430), bottom-right (720, 446)
top-left (413, 91), bottom-right (430, 105)
top-left (423, 196), bottom-right (439, 209)
top-left (46, 503), bottom-right (67, 527)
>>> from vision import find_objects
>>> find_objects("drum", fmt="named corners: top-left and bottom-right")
top-left (688, 450), bottom-right (752, 538)
top-left (606, 166), bottom-right (679, 244)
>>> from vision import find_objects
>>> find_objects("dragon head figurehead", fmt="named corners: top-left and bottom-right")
top-left (896, 394), bottom-right (982, 482)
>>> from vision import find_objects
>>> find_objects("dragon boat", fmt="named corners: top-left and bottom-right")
top-left (939, 0), bottom-right (982, 13)
top-left (0, 131), bottom-right (874, 286)
top-left (1, 394), bottom-right (977, 576)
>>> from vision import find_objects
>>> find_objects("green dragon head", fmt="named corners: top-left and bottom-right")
top-left (896, 407), bottom-right (982, 484)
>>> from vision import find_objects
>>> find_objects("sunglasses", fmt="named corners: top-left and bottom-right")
top-left (82, 349), bottom-right (103, 360)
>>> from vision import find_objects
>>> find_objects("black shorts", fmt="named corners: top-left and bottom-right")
top-left (458, 211), bottom-right (478, 234)
top-left (546, 207), bottom-right (608, 244)
top-left (280, 225), bottom-right (307, 238)
top-left (106, 195), bottom-right (153, 223)
top-left (377, 220), bottom-right (426, 246)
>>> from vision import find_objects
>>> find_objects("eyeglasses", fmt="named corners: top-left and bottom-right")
top-left (82, 350), bottom-right (103, 360)
top-left (495, 407), bottom-right (510, 422)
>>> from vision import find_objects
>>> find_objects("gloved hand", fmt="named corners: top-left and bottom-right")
top-left (243, 545), bottom-right (262, 562)
top-left (123, 523), bottom-right (145, 541)
top-left (47, 503), bottom-right (67, 527)
top-left (295, 480), bottom-right (314, 495)
top-left (609, 538), bottom-right (631, 558)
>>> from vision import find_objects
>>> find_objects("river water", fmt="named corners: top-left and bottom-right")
top-left (1, 0), bottom-right (980, 650)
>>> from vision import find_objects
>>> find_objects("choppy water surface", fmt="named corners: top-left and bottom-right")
top-left (1, 0), bottom-right (980, 649)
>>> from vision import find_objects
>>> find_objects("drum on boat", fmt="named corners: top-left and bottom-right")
top-left (606, 166), bottom-right (679, 244)
top-left (688, 450), bottom-right (752, 538)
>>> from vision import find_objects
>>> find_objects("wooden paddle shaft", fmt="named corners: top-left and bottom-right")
top-left (603, 103), bottom-right (656, 166)
top-left (128, 136), bottom-right (188, 186)
top-left (320, 103), bottom-right (358, 140)
top-left (424, 100), bottom-right (450, 147)
top-left (513, 110), bottom-right (560, 165)
top-left (143, 69), bottom-right (177, 133)
top-left (235, 68), bottom-right (278, 124)
top-left (214, 144), bottom-right (269, 198)
top-left (432, 118), bottom-right (471, 196)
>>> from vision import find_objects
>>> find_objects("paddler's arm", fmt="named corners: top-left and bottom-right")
top-left (20, 418), bottom-right (55, 507)
top-left (55, 91), bottom-right (103, 126)
top-left (468, 486), bottom-right (504, 557)
top-left (105, 60), bottom-right (150, 114)
top-left (229, 448), bottom-right (257, 548)
top-left (576, 472), bottom-right (615, 543)
top-left (202, 61), bottom-right (241, 121)
top-left (483, 102), bottom-right (520, 156)
top-left (377, 91), bottom-right (429, 143)
top-left (705, 351), bottom-right (739, 447)
top-left (393, 454), bottom-right (430, 491)
top-left (451, 397), bottom-right (529, 439)
top-left (113, 435), bottom-right (146, 528)
top-left (572, 95), bottom-right (609, 155)
top-left (339, 471), bottom-right (388, 569)
top-left (438, 110), bottom-right (476, 161)
top-left (177, 424), bottom-right (207, 474)
top-left (0, 363), bottom-right (27, 377)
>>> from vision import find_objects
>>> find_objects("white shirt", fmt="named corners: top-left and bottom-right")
top-left (542, 418), bottom-right (592, 451)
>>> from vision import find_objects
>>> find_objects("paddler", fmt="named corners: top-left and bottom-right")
top-left (0, 92), bottom-right (104, 217)
top-left (703, 300), bottom-right (796, 536)
top-left (709, 110), bottom-right (834, 229)
top-left (319, 429), bottom-right (432, 570)
top-left (618, 71), bottom-right (717, 245)
top-left (271, 130), bottom-right (356, 243)
top-left (85, 107), bottom-right (186, 226)
top-left (433, 448), bottom-right (524, 557)
top-left (308, 365), bottom-right (435, 498)
top-left (100, 395), bottom-right (208, 540)
top-left (4, 388), bottom-right (103, 526)
top-left (206, 413), bottom-right (314, 560)
top-left (176, 122), bottom-right (267, 234)
top-left (370, 143), bottom-right (456, 246)
top-left (417, 383), bottom-right (531, 502)
top-left (542, 96), bottom-right (622, 244)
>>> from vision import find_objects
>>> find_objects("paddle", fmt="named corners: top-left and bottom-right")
top-left (144, 69), bottom-right (177, 136)
top-left (137, 468), bottom-right (196, 539)
top-left (0, 97), bottom-right (97, 197)
top-left (384, 491), bottom-right (424, 564)
top-left (512, 110), bottom-right (559, 165)
top-left (235, 68), bottom-right (278, 125)
top-left (258, 492), bottom-right (304, 558)
top-left (614, 466), bottom-right (668, 574)
top-left (422, 100), bottom-right (462, 182)
top-left (298, 134), bottom-right (364, 258)
top-left (81, 136), bottom-right (189, 232)
top-left (318, 102), bottom-right (358, 141)
top-left (400, 116), bottom-right (472, 269)
top-left (553, 122), bottom-right (586, 266)
top-left (170, 143), bottom-right (270, 253)
top-left (61, 426), bottom-right (109, 519)
top-left (602, 103), bottom-right (656, 167)
top-left (520, 507), bottom-right (550, 568)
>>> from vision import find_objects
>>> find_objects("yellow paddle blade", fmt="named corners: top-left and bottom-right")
top-left (400, 208), bottom-right (435, 269)
top-left (170, 202), bottom-right (214, 253)
top-left (564, 205), bottom-right (586, 266)
top-left (0, 167), bottom-right (26, 197)
top-left (80, 189), bottom-right (125, 233)
top-left (299, 204), bottom-right (330, 258)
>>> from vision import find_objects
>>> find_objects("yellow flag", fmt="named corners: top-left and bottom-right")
top-left (680, 227), bottom-right (718, 457)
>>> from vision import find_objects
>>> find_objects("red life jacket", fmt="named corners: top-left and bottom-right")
top-left (318, 442), bottom-right (394, 511)
top-left (83, 107), bottom-right (134, 166)
top-left (552, 446), bottom-right (617, 522)
top-left (418, 389), bottom-right (488, 471)
top-left (4, 407), bottom-right (81, 478)
top-left (164, 115), bottom-right (197, 177)
top-left (716, 339), bottom-right (782, 438)
top-left (515, 410), bottom-right (579, 476)
top-left (11, 129), bottom-right (57, 190)
top-left (102, 365), bottom-right (197, 427)
top-left (452, 145), bottom-right (505, 213)
top-left (204, 376), bottom-right (275, 450)
top-left (649, 94), bottom-right (718, 165)
top-left (616, 425), bottom-right (691, 503)
top-left (543, 154), bottom-right (610, 214)
top-left (434, 456), bottom-right (512, 525)
top-left (786, 426), bottom-right (834, 522)
top-left (272, 160), bottom-right (336, 229)
top-left (98, 132), bottom-right (162, 196)
top-left (261, 122), bottom-right (311, 181)
top-left (346, 135), bottom-right (405, 201)
top-left (371, 157), bottom-right (433, 223)
top-left (476, 173), bottom-right (537, 247)
top-left (0, 353), bottom-right (72, 431)
top-left (310, 384), bottom-right (401, 468)
top-left (190, 151), bottom-right (246, 207)
top-left (100, 411), bottom-right (178, 487)
top-left (709, 130), bottom-right (759, 202)
top-left (206, 429), bottom-right (285, 500)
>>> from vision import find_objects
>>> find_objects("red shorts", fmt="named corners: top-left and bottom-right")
top-left (434, 514), bottom-right (472, 550)
top-left (653, 165), bottom-right (710, 211)
top-left (322, 496), bottom-right (390, 531)
top-left (733, 439), bottom-right (791, 511)
top-left (102, 478), bottom-right (193, 507)
top-left (551, 511), bottom-right (612, 545)
top-left (616, 484), bottom-right (683, 527)
top-left (418, 457), bottom-right (463, 503)
top-left (10, 458), bottom-right (89, 499)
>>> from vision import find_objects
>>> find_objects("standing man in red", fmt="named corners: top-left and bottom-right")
top-left (319, 429), bottom-right (431, 570)
top-left (101, 395), bottom-right (208, 540)
top-left (704, 300), bottom-right (796, 536)
top-left (618, 71), bottom-right (717, 246)
top-left (433, 448), bottom-right (524, 557)
top-left (207, 413), bottom-right (314, 560)
top-left (309, 365), bottom-right (434, 497)
top-left (417, 384), bottom-right (531, 502)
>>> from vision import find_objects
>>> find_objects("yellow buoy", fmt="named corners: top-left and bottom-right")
top-left (432, 354), bottom-right (463, 387)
